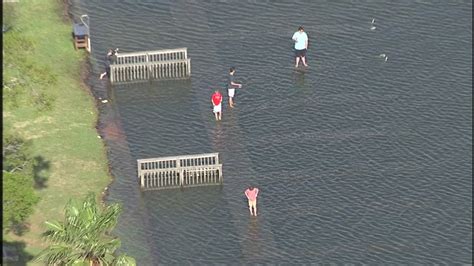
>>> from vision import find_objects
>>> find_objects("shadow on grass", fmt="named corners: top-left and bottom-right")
top-left (2, 240), bottom-right (35, 266)
top-left (32, 156), bottom-right (50, 189)
top-left (9, 222), bottom-right (30, 237)
top-left (3, 3), bottom-right (18, 32)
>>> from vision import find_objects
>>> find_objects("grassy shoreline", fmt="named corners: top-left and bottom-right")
top-left (3, 0), bottom-right (111, 264)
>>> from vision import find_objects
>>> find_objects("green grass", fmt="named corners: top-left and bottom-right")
top-left (3, 0), bottom-right (110, 264)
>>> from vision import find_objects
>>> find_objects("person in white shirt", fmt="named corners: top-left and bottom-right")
top-left (292, 26), bottom-right (309, 68)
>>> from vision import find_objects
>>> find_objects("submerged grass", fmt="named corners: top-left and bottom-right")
top-left (3, 0), bottom-right (110, 264)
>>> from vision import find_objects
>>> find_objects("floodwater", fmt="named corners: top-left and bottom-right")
top-left (69, 1), bottom-right (472, 264)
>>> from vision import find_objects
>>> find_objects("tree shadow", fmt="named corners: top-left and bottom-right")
top-left (32, 156), bottom-right (50, 189)
top-left (10, 222), bottom-right (30, 236)
top-left (2, 240), bottom-right (34, 266)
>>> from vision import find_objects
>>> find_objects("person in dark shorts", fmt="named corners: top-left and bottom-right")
top-left (292, 26), bottom-right (309, 67)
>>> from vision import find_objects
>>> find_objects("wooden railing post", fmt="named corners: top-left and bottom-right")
top-left (110, 65), bottom-right (115, 83)
top-left (188, 59), bottom-right (191, 77)
top-left (146, 53), bottom-right (151, 80)
top-left (177, 159), bottom-right (184, 187)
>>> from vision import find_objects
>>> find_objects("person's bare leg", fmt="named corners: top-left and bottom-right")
top-left (295, 56), bottom-right (300, 68)
top-left (218, 112), bottom-right (222, 120)
top-left (229, 97), bottom-right (234, 108)
top-left (302, 56), bottom-right (308, 67)
top-left (254, 204), bottom-right (257, 216)
top-left (214, 112), bottom-right (218, 121)
top-left (249, 205), bottom-right (253, 216)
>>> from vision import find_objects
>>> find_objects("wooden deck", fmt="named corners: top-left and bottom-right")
top-left (110, 48), bottom-right (191, 83)
top-left (137, 153), bottom-right (222, 190)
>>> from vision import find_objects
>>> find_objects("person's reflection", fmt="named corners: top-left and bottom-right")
top-left (242, 218), bottom-right (263, 262)
top-left (293, 71), bottom-right (306, 88)
top-left (211, 121), bottom-right (225, 152)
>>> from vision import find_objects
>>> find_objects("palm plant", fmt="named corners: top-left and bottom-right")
top-left (35, 193), bottom-right (136, 266)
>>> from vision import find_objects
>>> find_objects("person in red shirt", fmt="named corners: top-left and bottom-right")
top-left (211, 90), bottom-right (223, 121)
top-left (244, 186), bottom-right (259, 216)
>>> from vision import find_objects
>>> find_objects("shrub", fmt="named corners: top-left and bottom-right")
top-left (2, 133), bottom-right (39, 234)
top-left (2, 133), bottom-right (33, 173)
top-left (3, 171), bottom-right (40, 233)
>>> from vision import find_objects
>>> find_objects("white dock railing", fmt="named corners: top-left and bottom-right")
top-left (110, 48), bottom-right (191, 83)
top-left (137, 153), bottom-right (223, 190)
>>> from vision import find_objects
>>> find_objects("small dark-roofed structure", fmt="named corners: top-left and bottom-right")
top-left (72, 15), bottom-right (90, 52)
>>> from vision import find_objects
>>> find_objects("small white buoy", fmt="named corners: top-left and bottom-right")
top-left (101, 99), bottom-right (108, 103)
top-left (97, 135), bottom-right (102, 139)
top-left (379, 53), bottom-right (386, 58)
top-left (370, 26), bottom-right (376, 30)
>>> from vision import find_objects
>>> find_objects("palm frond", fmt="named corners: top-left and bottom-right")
top-left (35, 244), bottom-right (81, 265)
top-left (37, 193), bottom-right (133, 265)
top-left (113, 254), bottom-right (137, 266)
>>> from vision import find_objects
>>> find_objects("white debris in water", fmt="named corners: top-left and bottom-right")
top-left (371, 18), bottom-right (375, 24)
top-left (97, 135), bottom-right (102, 139)
top-left (101, 99), bottom-right (108, 103)
top-left (378, 53), bottom-right (388, 62)
top-left (370, 26), bottom-right (376, 30)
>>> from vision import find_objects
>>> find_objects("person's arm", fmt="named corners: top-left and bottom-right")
top-left (230, 75), bottom-right (242, 88)
top-left (244, 190), bottom-right (249, 199)
top-left (231, 81), bottom-right (242, 88)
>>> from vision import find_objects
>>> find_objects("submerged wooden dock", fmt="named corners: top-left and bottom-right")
top-left (137, 153), bottom-right (223, 190)
top-left (110, 47), bottom-right (191, 83)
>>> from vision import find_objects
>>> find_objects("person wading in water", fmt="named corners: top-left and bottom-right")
top-left (244, 186), bottom-right (260, 216)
